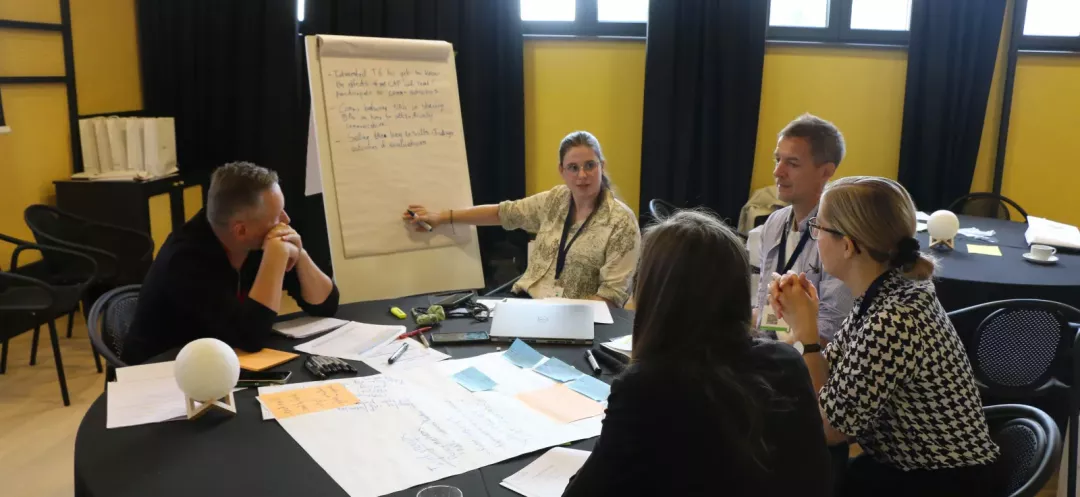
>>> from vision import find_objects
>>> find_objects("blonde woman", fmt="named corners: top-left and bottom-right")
top-left (403, 131), bottom-right (640, 307)
top-left (769, 176), bottom-right (1002, 496)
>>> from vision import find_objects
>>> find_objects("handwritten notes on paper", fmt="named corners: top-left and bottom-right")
top-left (258, 383), bottom-right (360, 420)
top-left (501, 447), bottom-right (592, 497)
top-left (317, 36), bottom-right (475, 259)
top-left (504, 339), bottom-right (546, 369)
top-left (533, 358), bottom-right (584, 383)
top-left (516, 384), bottom-right (606, 424)
top-left (273, 373), bottom-right (601, 497)
top-left (452, 367), bottom-right (497, 392)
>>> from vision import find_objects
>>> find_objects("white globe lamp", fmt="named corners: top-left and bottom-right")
top-left (175, 338), bottom-right (240, 419)
top-left (927, 210), bottom-right (959, 251)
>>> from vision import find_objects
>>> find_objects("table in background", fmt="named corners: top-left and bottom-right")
top-left (74, 295), bottom-right (632, 497)
top-left (916, 215), bottom-right (1080, 312)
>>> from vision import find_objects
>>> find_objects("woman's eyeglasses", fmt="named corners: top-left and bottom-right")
top-left (807, 217), bottom-right (846, 241)
top-left (563, 161), bottom-right (599, 174)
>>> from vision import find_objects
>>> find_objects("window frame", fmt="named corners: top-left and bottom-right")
top-left (1015, 0), bottom-right (1080, 53)
top-left (522, 0), bottom-right (647, 38)
top-left (766, 0), bottom-right (911, 46)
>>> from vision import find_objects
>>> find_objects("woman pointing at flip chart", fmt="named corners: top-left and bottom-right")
top-left (403, 131), bottom-right (640, 307)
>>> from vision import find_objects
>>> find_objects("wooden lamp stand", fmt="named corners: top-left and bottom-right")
top-left (929, 236), bottom-right (955, 251)
top-left (185, 391), bottom-right (237, 420)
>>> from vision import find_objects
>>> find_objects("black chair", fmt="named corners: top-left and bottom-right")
top-left (949, 299), bottom-right (1080, 497)
top-left (23, 205), bottom-right (153, 350)
top-left (647, 199), bottom-right (677, 221)
top-left (985, 404), bottom-right (1062, 497)
top-left (87, 285), bottom-right (141, 381)
top-left (948, 192), bottom-right (1029, 222)
top-left (0, 234), bottom-right (96, 405)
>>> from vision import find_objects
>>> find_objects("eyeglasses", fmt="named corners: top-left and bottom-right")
top-left (807, 217), bottom-right (847, 241)
top-left (563, 161), bottom-right (599, 174)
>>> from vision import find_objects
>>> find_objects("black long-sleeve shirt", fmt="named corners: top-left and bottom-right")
top-left (562, 340), bottom-right (832, 497)
top-left (121, 210), bottom-right (338, 364)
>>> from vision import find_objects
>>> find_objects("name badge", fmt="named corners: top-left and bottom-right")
top-left (760, 305), bottom-right (792, 343)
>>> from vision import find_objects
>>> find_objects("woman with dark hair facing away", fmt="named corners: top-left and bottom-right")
top-left (769, 176), bottom-right (1002, 496)
top-left (562, 211), bottom-right (831, 497)
top-left (403, 131), bottom-right (640, 307)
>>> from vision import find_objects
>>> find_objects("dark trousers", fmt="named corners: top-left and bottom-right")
top-left (836, 451), bottom-right (1005, 497)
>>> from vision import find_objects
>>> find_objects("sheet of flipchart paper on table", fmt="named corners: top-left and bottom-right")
top-left (262, 352), bottom-right (604, 497)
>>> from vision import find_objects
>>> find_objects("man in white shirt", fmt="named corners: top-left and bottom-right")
top-left (753, 114), bottom-right (853, 343)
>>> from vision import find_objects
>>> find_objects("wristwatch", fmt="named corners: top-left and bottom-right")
top-left (793, 341), bottom-right (822, 355)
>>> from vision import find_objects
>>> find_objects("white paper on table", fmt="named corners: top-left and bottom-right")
top-left (541, 298), bottom-right (614, 324)
top-left (1026, 216), bottom-right (1080, 250)
top-left (273, 316), bottom-right (349, 339)
top-left (600, 335), bottom-right (631, 359)
top-left (274, 373), bottom-right (601, 497)
top-left (360, 338), bottom-right (449, 374)
top-left (393, 351), bottom-right (559, 397)
top-left (916, 211), bottom-right (931, 222)
top-left (916, 222), bottom-right (927, 233)
top-left (106, 376), bottom-right (187, 429)
top-left (501, 447), bottom-right (592, 497)
top-left (958, 227), bottom-right (996, 239)
top-left (293, 321), bottom-right (404, 361)
top-left (115, 361), bottom-right (176, 383)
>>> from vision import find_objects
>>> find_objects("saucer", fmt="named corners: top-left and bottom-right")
top-left (1023, 253), bottom-right (1058, 265)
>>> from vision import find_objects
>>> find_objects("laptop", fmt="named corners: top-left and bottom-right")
top-left (488, 300), bottom-right (595, 345)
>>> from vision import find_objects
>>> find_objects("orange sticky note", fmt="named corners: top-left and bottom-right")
top-left (234, 348), bottom-right (299, 371)
top-left (257, 383), bottom-right (359, 420)
top-left (516, 384), bottom-right (606, 423)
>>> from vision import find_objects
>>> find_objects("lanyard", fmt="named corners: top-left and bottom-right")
top-left (555, 195), bottom-right (600, 280)
top-left (852, 270), bottom-right (892, 327)
top-left (776, 213), bottom-right (812, 275)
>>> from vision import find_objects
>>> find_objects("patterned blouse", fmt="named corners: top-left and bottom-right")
top-left (498, 185), bottom-right (640, 306)
top-left (820, 270), bottom-right (999, 471)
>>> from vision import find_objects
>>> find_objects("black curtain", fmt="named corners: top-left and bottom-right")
top-left (897, 0), bottom-right (1007, 212)
top-left (639, 0), bottom-right (768, 225)
top-left (137, 0), bottom-right (314, 266)
top-left (304, 0), bottom-right (527, 287)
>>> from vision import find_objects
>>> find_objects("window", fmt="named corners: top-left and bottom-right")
top-left (521, 0), bottom-right (647, 37)
top-left (1020, 0), bottom-right (1080, 51)
top-left (768, 0), bottom-right (911, 45)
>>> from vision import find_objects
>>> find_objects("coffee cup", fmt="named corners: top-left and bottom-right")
top-left (1031, 244), bottom-right (1057, 261)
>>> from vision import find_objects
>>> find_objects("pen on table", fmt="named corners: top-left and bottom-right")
top-left (584, 349), bottom-right (602, 375)
top-left (592, 347), bottom-right (627, 373)
top-left (407, 210), bottom-right (434, 232)
top-left (399, 326), bottom-right (433, 339)
top-left (388, 342), bottom-right (410, 364)
top-left (305, 358), bottom-right (326, 379)
top-left (417, 331), bottom-right (431, 348)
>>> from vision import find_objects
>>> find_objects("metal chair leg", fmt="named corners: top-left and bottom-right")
top-left (29, 325), bottom-right (40, 366)
top-left (66, 309), bottom-right (76, 338)
top-left (91, 345), bottom-right (102, 374)
top-left (1, 340), bottom-right (7, 374)
top-left (47, 320), bottom-right (70, 406)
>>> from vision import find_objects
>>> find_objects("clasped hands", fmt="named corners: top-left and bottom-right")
top-left (767, 271), bottom-right (820, 345)
top-left (263, 223), bottom-right (304, 271)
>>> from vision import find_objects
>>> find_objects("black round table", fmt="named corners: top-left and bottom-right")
top-left (74, 295), bottom-right (633, 497)
top-left (915, 215), bottom-right (1080, 312)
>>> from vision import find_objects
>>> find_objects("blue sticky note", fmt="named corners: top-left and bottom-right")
top-left (452, 367), bottom-right (497, 392)
top-left (567, 375), bottom-right (611, 402)
top-left (503, 339), bottom-right (545, 369)
top-left (533, 358), bottom-right (584, 383)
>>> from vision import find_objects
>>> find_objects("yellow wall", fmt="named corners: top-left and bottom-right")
top-left (1002, 55), bottom-right (1080, 227)
top-left (0, 0), bottom-right (142, 266)
top-left (751, 46), bottom-right (908, 190)
top-left (524, 40), bottom-right (646, 214)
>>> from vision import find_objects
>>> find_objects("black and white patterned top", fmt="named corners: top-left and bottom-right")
top-left (820, 269), bottom-right (1000, 471)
